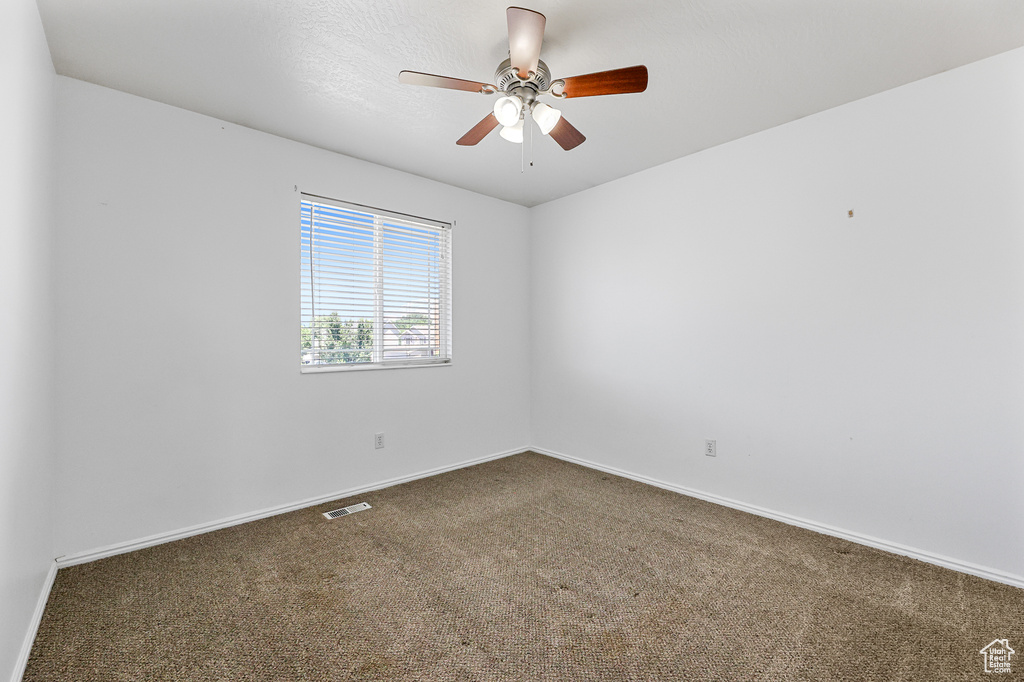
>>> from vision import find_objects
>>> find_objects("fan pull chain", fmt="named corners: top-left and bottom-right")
top-left (529, 116), bottom-right (534, 168)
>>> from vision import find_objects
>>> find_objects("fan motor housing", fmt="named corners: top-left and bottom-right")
top-left (494, 58), bottom-right (552, 94)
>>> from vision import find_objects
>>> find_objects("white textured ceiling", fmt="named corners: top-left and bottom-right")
top-left (36, 0), bottom-right (1024, 206)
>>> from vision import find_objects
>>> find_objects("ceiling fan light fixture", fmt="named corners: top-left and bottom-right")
top-left (399, 7), bottom-right (648, 151)
top-left (493, 96), bottom-right (523, 127)
top-left (499, 118), bottom-right (524, 144)
top-left (531, 102), bottom-right (562, 135)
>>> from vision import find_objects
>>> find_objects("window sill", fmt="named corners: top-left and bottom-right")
top-left (300, 360), bottom-right (452, 374)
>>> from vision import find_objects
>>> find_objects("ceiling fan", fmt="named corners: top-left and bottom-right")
top-left (399, 6), bottom-right (648, 151)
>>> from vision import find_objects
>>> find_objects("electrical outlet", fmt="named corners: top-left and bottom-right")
top-left (374, 432), bottom-right (384, 449)
top-left (705, 439), bottom-right (716, 457)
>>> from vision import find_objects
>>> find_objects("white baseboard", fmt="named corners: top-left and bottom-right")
top-left (55, 446), bottom-right (528, 568)
top-left (50, 443), bottom-right (1024, 587)
top-left (532, 446), bottom-right (1024, 590)
top-left (11, 560), bottom-right (58, 682)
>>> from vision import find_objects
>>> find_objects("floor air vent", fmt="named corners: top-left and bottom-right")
top-left (323, 502), bottom-right (371, 519)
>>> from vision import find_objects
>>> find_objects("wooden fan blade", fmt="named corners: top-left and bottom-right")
top-left (457, 113), bottom-right (500, 146)
top-left (507, 7), bottom-right (545, 79)
top-left (399, 70), bottom-right (494, 94)
top-left (549, 116), bottom-right (585, 151)
top-left (557, 65), bottom-right (648, 98)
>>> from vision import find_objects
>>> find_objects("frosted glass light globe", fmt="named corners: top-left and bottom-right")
top-left (531, 102), bottom-right (562, 135)
top-left (499, 118), bottom-right (524, 144)
top-left (493, 96), bottom-right (523, 127)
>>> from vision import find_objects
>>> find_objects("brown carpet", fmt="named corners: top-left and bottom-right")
top-left (25, 452), bottom-right (1024, 681)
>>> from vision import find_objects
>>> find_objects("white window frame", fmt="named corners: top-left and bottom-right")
top-left (300, 193), bottom-right (452, 373)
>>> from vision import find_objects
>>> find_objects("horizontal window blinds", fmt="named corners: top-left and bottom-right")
top-left (300, 194), bottom-right (451, 370)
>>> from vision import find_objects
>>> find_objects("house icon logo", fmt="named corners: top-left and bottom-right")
top-left (980, 639), bottom-right (1015, 674)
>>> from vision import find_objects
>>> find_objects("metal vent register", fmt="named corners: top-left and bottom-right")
top-left (323, 502), bottom-right (372, 519)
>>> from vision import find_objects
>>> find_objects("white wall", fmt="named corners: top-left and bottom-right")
top-left (52, 78), bottom-right (531, 558)
top-left (0, 0), bottom-right (56, 679)
top-left (531, 47), bottom-right (1024, 581)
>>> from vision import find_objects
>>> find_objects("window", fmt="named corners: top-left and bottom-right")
top-left (300, 194), bottom-right (452, 371)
